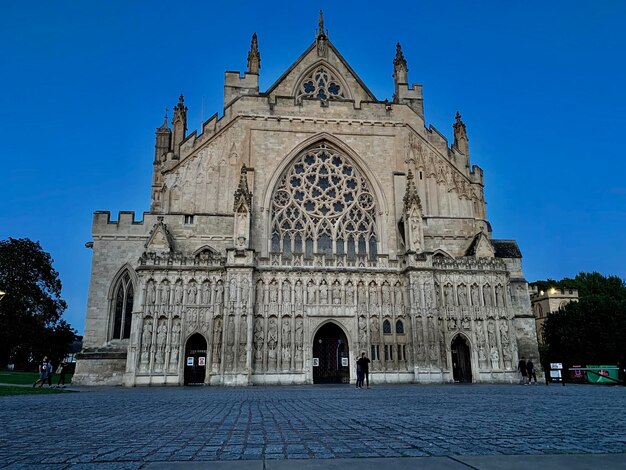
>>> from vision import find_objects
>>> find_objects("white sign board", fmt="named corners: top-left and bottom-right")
top-left (312, 358), bottom-right (319, 367)
top-left (550, 370), bottom-right (562, 378)
top-left (186, 357), bottom-right (194, 366)
top-left (341, 358), bottom-right (348, 367)
top-left (198, 356), bottom-right (206, 366)
top-left (550, 363), bottom-right (563, 370)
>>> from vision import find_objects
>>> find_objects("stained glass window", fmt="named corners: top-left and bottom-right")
top-left (271, 142), bottom-right (378, 259)
top-left (296, 67), bottom-right (345, 103)
top-left (112, 272), bottom-right (133, 339)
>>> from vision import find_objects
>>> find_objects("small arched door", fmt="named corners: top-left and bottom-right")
top-left (184, 333), bottom-right (207, 386)
top-left (451, 335), bottom-right (472, 383)
top-left (312, 322), bottom-right (349, 384)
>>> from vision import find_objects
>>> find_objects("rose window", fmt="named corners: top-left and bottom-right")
top-left (271, 143), bottom-right (378, 259)
top-left (296, 67), bottom-right (346, 103)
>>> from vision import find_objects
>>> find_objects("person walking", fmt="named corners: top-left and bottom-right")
top-left (527, 358), bottom-right (537, 384)
top-left (46, 359), bottom-right (54, 387)
top-left (355, 357), bottom-right (362, 389)
top-left (518, 356), bottom-right (528, 384)
top-left (33, 356), bottom-right (50, 387)
top-left (356, 351), bottom-right (371, 389)
top-left (56, 360), bottom-right (68, 387)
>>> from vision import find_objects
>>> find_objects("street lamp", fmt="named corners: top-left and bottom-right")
top-left (0, 290), bottom-right (5, 301)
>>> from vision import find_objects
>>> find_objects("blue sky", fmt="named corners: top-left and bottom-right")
top-left (1, 1), bottom-right (625, 334)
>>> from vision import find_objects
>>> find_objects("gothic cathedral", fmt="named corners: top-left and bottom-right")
top-left (74, 16), bottom-right (539, 386)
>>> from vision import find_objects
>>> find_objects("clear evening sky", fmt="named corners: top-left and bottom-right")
top-left (1, 1), bottom-right (625, 334)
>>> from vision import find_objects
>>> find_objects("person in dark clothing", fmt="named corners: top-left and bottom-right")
top-left (526, 358), bottom-right (537, 384)
top-left (56, 360), bottom-right (68, 387)
top-left (518, 356), bottom-right (528, 384)
top-left (33, 357), bottom-right (50, 387)
top-left (356, 352), bottom-right (371, 389)
top-left (46, 360), bottom-right (54, 387)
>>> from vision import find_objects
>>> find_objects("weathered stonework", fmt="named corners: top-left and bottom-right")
top-left (74, 16), bottom-right (539, 386)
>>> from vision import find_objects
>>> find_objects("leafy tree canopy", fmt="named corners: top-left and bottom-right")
top-left (0, 238), bottom-right (76, 369)
top-left (535, 272), bottom-right (626, 366)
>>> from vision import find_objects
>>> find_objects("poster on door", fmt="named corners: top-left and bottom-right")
top-left (341, 358), bottom-right (348, 367)
top-left (312, 358), bottom-right (319, 366)
top-left (198, 356), bottom-right (206, 366)
top-left (186, 357), bottom-right (194, 366)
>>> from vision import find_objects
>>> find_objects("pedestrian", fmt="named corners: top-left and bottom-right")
top-left (356, 351), bottom-right (371, 389)
top-left (355, 356), bottom-right (362, 389)
top-left (46, 359), bottom-right (54, 387)
top-left (32, 356), bottom-right (50, 388)
top-left (518, 356), bottom-right (528, 384)
top-left (56, 360), bottom-right (68, 387)
top-left (527, 358), bottom-right (537, 384)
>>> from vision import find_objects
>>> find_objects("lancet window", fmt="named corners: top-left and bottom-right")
top-left (296, 67), bottom-right (346, 103)
top-left (270, 142), bottom-right (378, 259)
top-left (111, 272), bottom-right (133, 340)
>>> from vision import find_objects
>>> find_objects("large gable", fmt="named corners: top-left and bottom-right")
top-left (265, 21), bottom-right (377, 107)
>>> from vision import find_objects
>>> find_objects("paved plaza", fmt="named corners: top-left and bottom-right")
top-left (1, 383), bottom-right (625, 469)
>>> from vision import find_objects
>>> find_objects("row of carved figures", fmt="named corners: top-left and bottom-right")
top-left (136, 312), bottom-right (516, 375)
top-left (434, 282), bottom-right (507, 308)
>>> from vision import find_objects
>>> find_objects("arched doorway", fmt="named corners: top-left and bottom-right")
top-left (451, 335), bottom-right (472, 383)
top-left (312, 322), bottom-right (349, 384)
top-left (184, 333), bottom-right (207, 386)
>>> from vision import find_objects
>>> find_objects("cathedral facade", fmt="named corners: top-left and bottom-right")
top-left (74, 17), bottom-right (539, 386)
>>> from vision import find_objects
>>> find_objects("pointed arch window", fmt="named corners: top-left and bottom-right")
top-left (112, 272), bottom-right (133, 340)
top-left (383, 319), bottom-right (392, 334)
top-left (270, 142), bottom-right (378, 259)
top-left (395, 320), bottom-right (404, 335)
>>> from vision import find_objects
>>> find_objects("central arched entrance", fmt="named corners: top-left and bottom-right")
top-left (451, 334), bottom-right (472, 383)
top-left (312, 322), bottom-right (349, 384)
top-left (184, 333), bottom-right (207, 386)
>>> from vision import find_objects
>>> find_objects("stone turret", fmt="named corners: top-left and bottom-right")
top-left (247, 33), bottom-right (261, 74)
top-left (224, 34), bottom-right (260, 108)
top-left (171, 94), bottom-right (187, 157)
top-left (154, 111), bottom-right (171, 164)
top-left (392, 42), bottom-right (423, 117)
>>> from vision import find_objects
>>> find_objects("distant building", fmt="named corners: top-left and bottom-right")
top-left (529, 286), bottom-right (579, 343)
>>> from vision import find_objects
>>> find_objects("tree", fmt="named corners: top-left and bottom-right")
top-left (537, 272), bottom-right (626, 366)
top-left (0, 238), bottom-right (75, 369)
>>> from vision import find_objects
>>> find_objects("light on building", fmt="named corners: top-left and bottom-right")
top-left (550, 287), bottom-right (557, 295)
top-left (0, 290), bottom-right (5, 301)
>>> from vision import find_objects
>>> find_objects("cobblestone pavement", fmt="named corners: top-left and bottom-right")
top-left (1, 383), bottom-right (624, 469)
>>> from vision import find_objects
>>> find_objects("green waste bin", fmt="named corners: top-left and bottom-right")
top-left (586, 365), bottom-right (619, 384)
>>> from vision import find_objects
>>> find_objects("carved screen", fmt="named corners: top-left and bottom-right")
top-left (271, 142), bottom-right (377, 259)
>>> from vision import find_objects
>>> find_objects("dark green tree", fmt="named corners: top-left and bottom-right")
top-left (538, 272), bottom-right (626, 366)
top-left (0, 238), bottom-right (75, 369)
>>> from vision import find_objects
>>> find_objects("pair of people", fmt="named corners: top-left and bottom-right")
top-left (355, 352), bottom-right (370, 388)
top-left (518, 356), bottom-right (537, 384)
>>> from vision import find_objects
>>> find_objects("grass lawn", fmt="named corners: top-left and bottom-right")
top-left (0, 371), bottom-right (73, 385)
top-left (0, 385), bottom-right (71, 396)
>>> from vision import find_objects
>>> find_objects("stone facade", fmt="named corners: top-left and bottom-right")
top-left (74, 15), bottom-right (539, 386)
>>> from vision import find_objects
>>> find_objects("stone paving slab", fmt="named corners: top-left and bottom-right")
top-left (0, 383), bottom-right (624, 469)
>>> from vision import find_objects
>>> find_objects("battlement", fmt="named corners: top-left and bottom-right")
top-left (224, 71), bottom-right (259, 109)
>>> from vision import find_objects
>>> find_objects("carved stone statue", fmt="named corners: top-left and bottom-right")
top-left (358, 316), bottom-right (367, 344)
top-left (470, 284), bottom-right (480, 307)
top-left (345, 282), bottom-right (354, 304)
top-left (369, 284), bottom-right (378, 306)
top-left (215, 281), bottom-right (224, 306)
top-left (487, 320), bottom-right (496, 348)
top-left (495, 285), bottom-right (505, 307)
top-left (458, 285), bottom-right (467, 306)
top-left (162, 282), bottom-right (171, 307)
top-left (476, 322), bottom-right (485, 346)
top-left (174, 281), bottom-right (184, 305)
top-left (281, 318), bottom-right (291, 346)
top-left (434, 284), bottom-right (441, 306)
top-left (483, 285), bottom-right (493, 307)
top-left (307, 281), bottom-right (316, 304)
top-left (201, 282), bottom-right (211, 304)
top-left (319, 282), bottom-right (328, 304)
top-left (332, 282), bottom-right (341, 305)
top-left (140, 319), bottom-right (153, 370)
top-left (187, 282), bottom-right (198, 305)
top-left (499, 321), bottom-right (509, 346)
top-left (256, 281), bottom-right (265, 305)
top-left (461, 317), bottom-right (470, 330)
top-left (282, 281), bottom-right (291, 305)
top-left (357, 283), bottom-right (366, 306)
top-left (169, 319), bottom-right (181, 370)
top-left (370, 318), bottom-right (380, 342)
top-left (294, 281), bottom-right (303, 305)
top-left (267, 317), bottom-right (278, 350)
top-left (490, 346), bottom-right (499, 369)
top-left (147, 281), bottom-right (157, 306)
top-left (444, 284), bottom-right (454, 306)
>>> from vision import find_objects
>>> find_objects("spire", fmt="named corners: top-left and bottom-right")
top-left (316, 10), bottom-right (328, 57)
top-left (171, 94), bottom-right (188, 154)
top-left (403, 169), bottom-right (422, 211)
top-left (453, 111), bottom-right (469, 156)
top-left (317, 10), bottom-right (326, 37)
top-left (393, 42), bottom-right (408, 84)
top-left (157, 109), bottom-right (169, 131)
top-left (233, 164), bottom-right (252, 212)
top-left (247, 32), bottom-right (261, 74)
